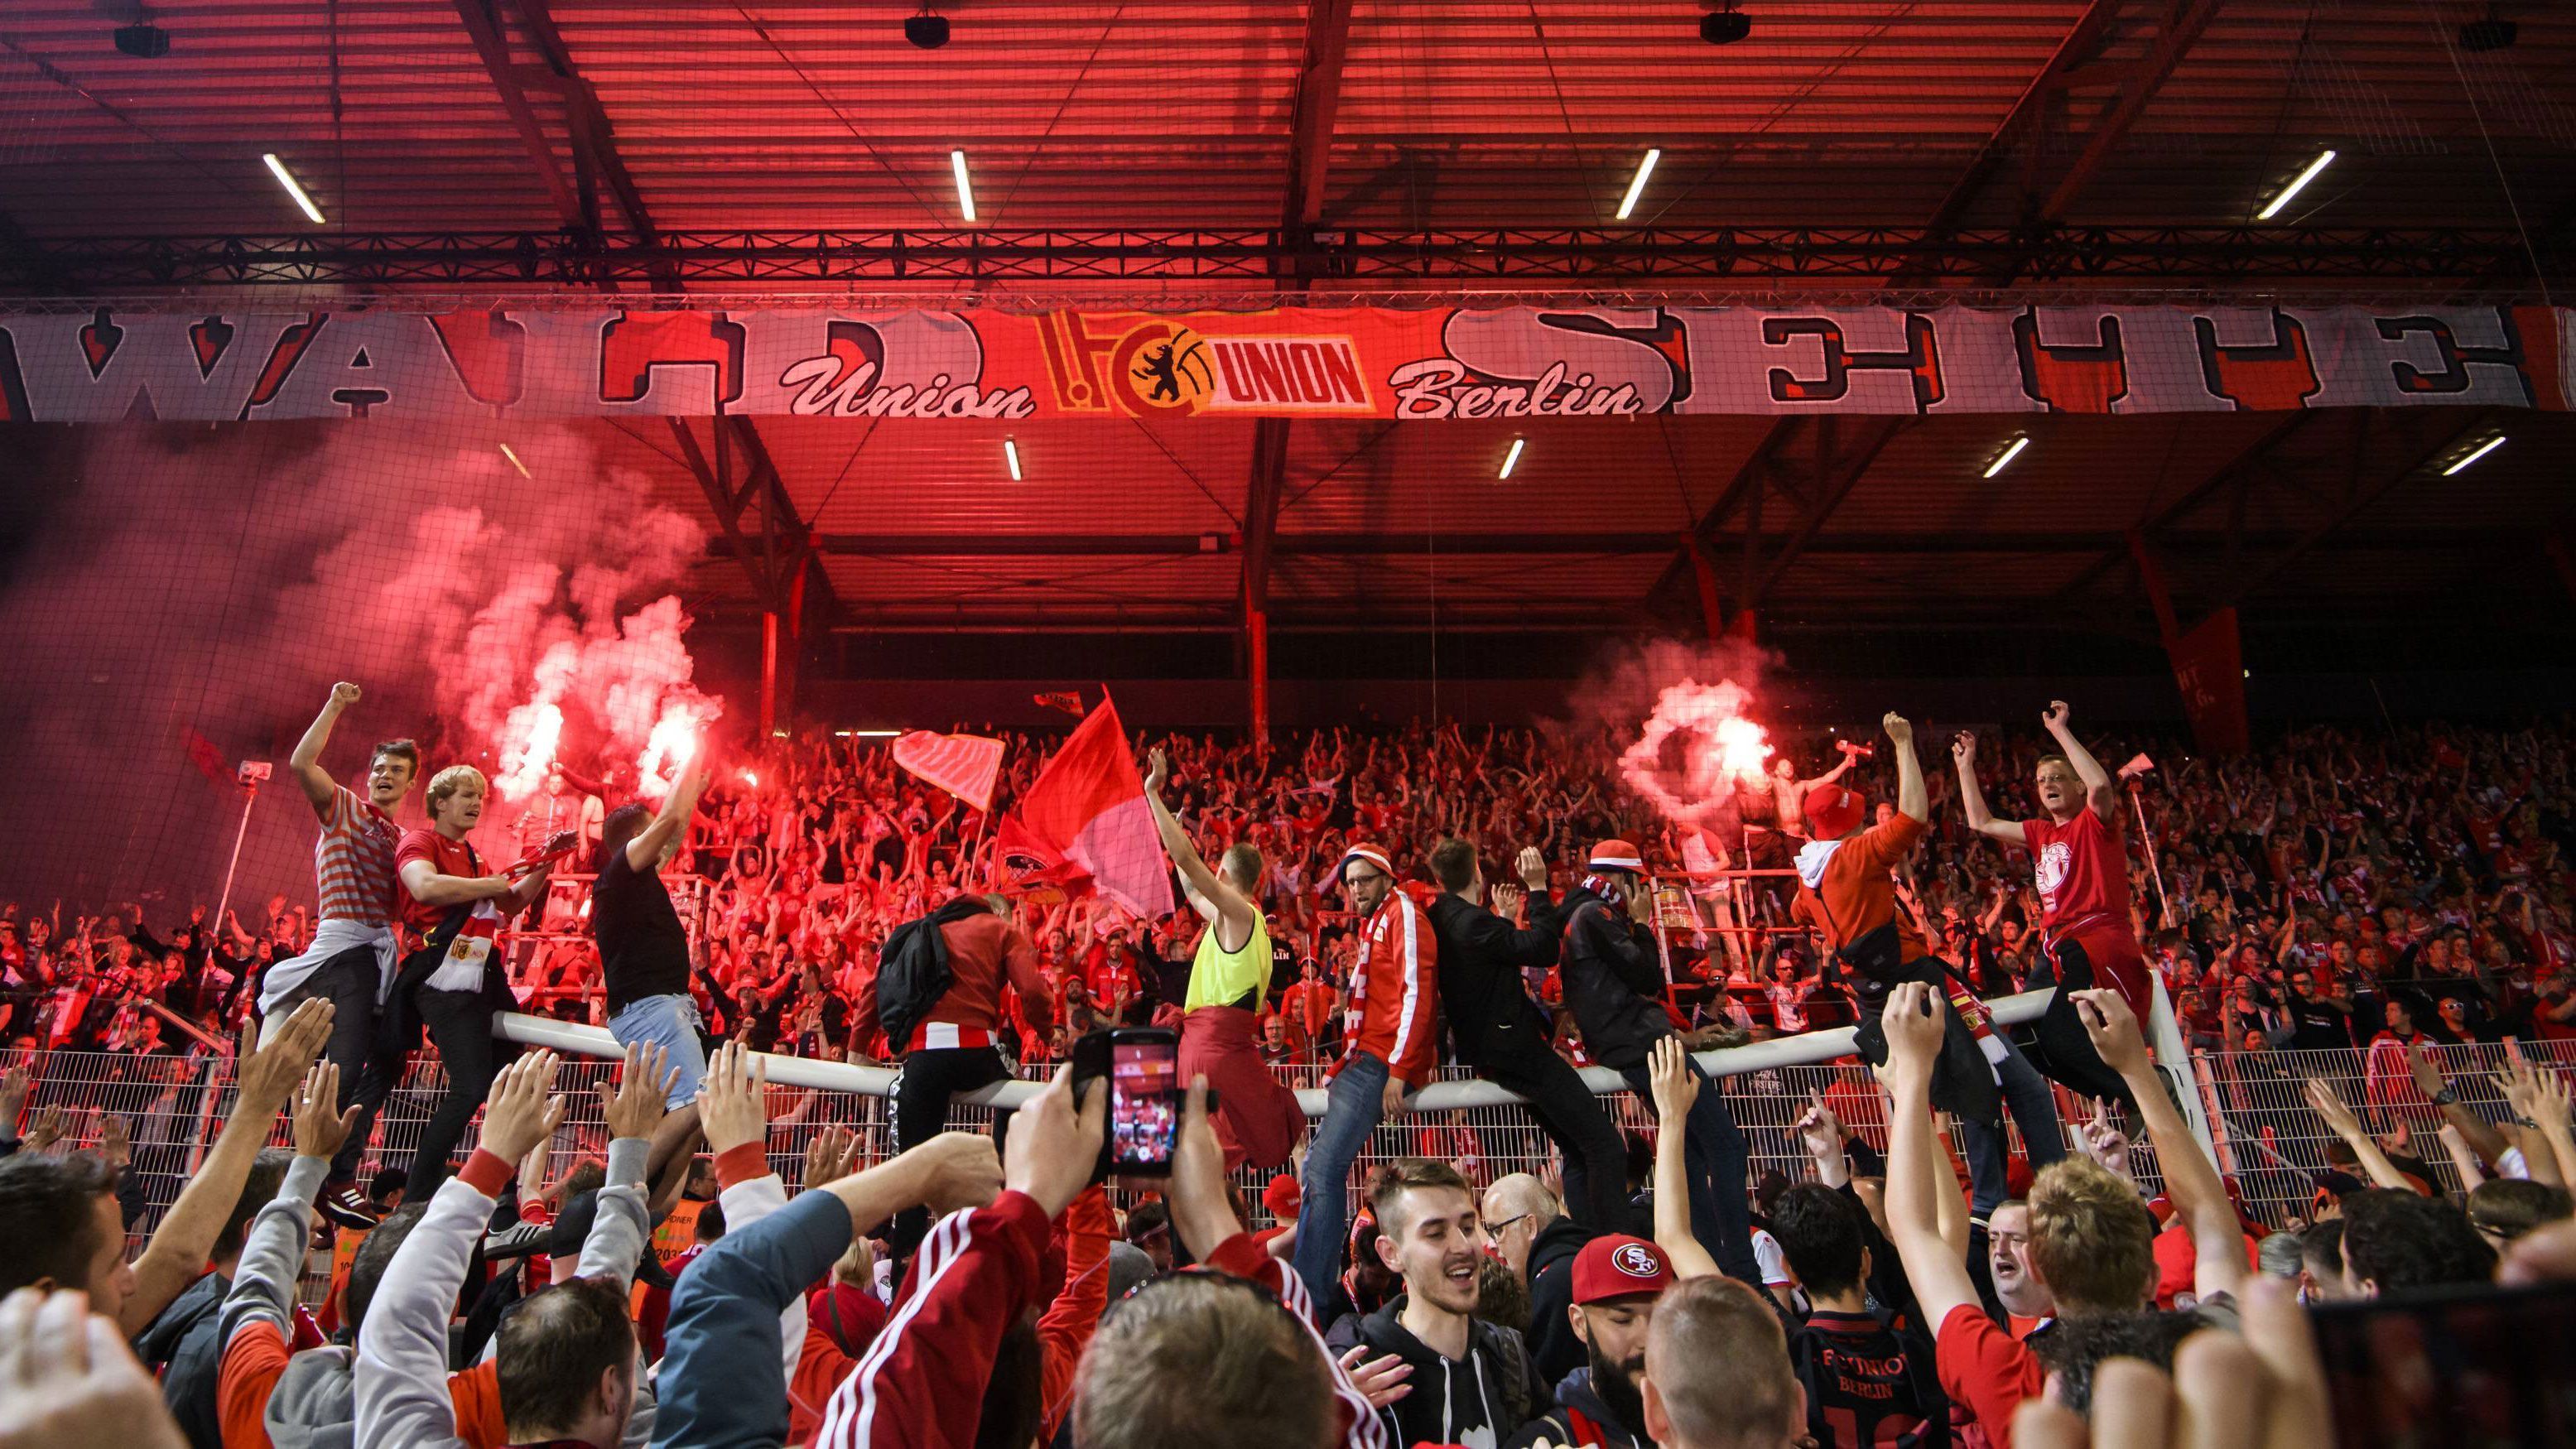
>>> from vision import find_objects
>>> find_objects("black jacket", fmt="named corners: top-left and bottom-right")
top-left (133, 1268), bottom-right (229, 1449)
top-left (1327, 1297), bottom-right (1539, 1449)
top-left (1427, 890), bottom-right (1561, 1068)
top-left (1509, 1367), bottom-right (1651, 1449)
top-left (1525, 1215), bottom-right (1599, 1385)
top-left (1556, 888), bottom-right (1673, 1071)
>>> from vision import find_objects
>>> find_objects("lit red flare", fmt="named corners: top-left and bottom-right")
top-left (1617, 678), bottom-right (1773, 826)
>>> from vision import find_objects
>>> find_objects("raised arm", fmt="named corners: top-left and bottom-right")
top-left (1648, 1037), bottom-right (1721, 1280)
top-left (2041, 700), bottom-right (2119, 823)
top-left (2074, 990), bottom-right (2244, 1302)
top-left (1877, 981), bottom-right (1982, 1330)
top-left (287, 682), bottom-right (362, 816)
top-left (628, 752), bottom-right (715, 873)
top-left (1886, 713), bottom-right (1927, 824)
top-left (214, 1061), bottom-right (351, 1439)
top-left (123, 1002), bottom-right (332, 1335)
top-left (2304, 1076), bottom-right (2415, 1194)
top-left (1141, 749), bottom-right (1256, 946)
top-left (1951, 733), bottom-right (2027, 845)
top-left (357, 1051), bottom-right (568, 1449)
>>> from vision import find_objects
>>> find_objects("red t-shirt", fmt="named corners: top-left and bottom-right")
top-left (393, 830), bottom-right (483, 938)
top-left (2019, 807), bottom-right (2131, 939)
top-left (1933, 1303), bottom-right (2044, 1449)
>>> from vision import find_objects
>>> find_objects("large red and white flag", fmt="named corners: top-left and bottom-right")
top-left (996, 697), bottom-right (1172, 918)
top-left (891, 730), bottom-right (1006, 812)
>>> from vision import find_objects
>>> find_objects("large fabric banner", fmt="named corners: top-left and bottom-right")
top-left (2, 302), bottom-right (2564, 421)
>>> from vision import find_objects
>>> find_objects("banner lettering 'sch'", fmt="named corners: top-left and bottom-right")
top-left (0, 303), bottom-right (2563, 422)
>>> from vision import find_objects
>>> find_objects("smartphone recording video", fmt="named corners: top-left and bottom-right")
top-left (1108, 1027), bottom-right (1182, 1177)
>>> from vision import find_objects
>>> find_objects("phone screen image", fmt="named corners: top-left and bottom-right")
top-left (1110, 1036), bottom-right (1181, 1173)
top-left (2309, 1280), bottom-right (2576, 1447)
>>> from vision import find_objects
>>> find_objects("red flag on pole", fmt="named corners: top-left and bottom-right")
top-left (181, 726), bottom-right (229, 787)
top-left (891, 730), bottom-right (1006, 812)
top-left (996, 696), bottom-right (1172, 918)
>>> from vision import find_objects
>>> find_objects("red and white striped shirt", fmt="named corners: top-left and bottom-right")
top-left (315, 785), bottom-right (400, 927)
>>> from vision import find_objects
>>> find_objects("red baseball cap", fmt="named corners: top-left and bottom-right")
top-left (1803, 782), bottom-right (1866, 840)
top-left (1264, 1173), bottom-right (1302, 1221)
top-left (1571, 1235), bottom-right (1675, 1304)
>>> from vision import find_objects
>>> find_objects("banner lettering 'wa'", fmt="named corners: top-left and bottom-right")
top-left (1, 303), bottom-right (2566, 421)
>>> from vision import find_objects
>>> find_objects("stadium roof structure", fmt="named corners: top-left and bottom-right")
top-left (2, 0), bottom-right (2573, 651)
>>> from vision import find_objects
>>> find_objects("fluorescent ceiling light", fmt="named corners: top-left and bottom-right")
top-left (2256, 149), bottom-right (2336, 221)
top-left (2442, 436), bottom-right (2504, 476)
top-left (1982, 436), bottom-right (2030, 479)
top-left (1615, 148), bottom-right (1661, 222)
top-left (1499, 437), bottom-right (1526, 479)
top-left (1004, 437), bottom-right (1023, 480)
top-left (262, 152), bottom-right (325, 224)
top-left (951, 149), bottom-right (978, 224)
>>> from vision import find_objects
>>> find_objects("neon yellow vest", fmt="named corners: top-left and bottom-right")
top-left (1186, 910), bottom-right (1273, 1012)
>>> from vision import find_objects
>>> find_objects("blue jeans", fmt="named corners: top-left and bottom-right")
top-left (1293, 1049), bottom-right (1390, 1307)
top-left (1617, 1051), bottom-right (1762, 1287)
top-left (609, 994), bottom-right (710, 1109)
top-left (1956, 1031), bottom-right (2068, 1217)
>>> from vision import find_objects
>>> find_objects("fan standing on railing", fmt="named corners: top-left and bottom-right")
top-left (1794, 712), bottom-right (2066, 1225)
top-left (594, 746), bottom-right (720, 1202)
top-left (1139, 747), bottom-right (1304, 1174)
top-left (263, 682), bottom-right (421, 1232)
top-left (1955, 700), bottom-right (2150, 1110)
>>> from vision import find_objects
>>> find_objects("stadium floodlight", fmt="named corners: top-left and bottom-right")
top-left (262, 153), bottom-right (325, 224)
top-left (2256, 149), bottom-right (2336, 221)
top-left (2442, 436), bottom-right (2504, 476)
top-left (1982, 436), bottom-right (2030, 479)
top-left (1500, 437), bottom-right (1526, 479)
top-left (951, 149), bottom-right (978, 224)
top-left (1615, 149), bottom-right (1661, 222)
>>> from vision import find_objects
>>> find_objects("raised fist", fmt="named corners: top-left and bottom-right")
top-left (330, 681), bottom-right (361, 707)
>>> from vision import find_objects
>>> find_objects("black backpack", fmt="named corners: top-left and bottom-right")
top-left (877, 897), bottom-right (990, 1052)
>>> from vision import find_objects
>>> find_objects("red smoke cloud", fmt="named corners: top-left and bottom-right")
top-left (0, 419), bottom-right (722, 907)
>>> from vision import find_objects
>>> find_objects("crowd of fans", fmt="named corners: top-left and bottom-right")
top-left (2, 704), bottom-right (2574, 1447)
top-left (7, 715), bottom-right (2569, 1076)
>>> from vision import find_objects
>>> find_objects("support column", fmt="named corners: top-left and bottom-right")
top-left (759, 610), bottom-right (779, 739)
top-left (1247, 604), bottom-right (1272, 744)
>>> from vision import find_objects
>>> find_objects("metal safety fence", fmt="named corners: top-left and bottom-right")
top-left (2193, 1039), bottom-right (2576, 1225)
top-left (5, 983), bottom-right (2220, 1265)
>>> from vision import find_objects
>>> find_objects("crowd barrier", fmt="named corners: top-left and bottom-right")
top-left (9, 982), bottom-right (2258, 1257)
top-left (34, 989), bottom-right (2574, 1265)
